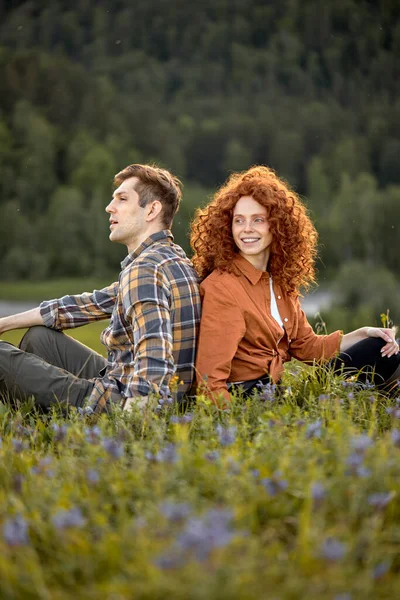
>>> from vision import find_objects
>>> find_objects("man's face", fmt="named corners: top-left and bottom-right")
top-left (106, 177), bottom-right (148, 253)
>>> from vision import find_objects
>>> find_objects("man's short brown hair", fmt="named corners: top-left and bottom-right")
top-left (114, 164), bottom-right (182, 229)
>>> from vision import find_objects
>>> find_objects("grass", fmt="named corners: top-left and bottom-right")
top-left (0, 279), bottom-right (113, 302)
top-left (2, 322), bottom-right (108, 356)
top-left (0, 365), bottom-right (399, 598)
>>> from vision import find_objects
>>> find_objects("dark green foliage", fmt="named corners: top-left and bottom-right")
top-left (0, 0), bottom-right (399, 324)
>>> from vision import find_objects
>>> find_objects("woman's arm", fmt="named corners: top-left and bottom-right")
top-left (340, 327), bottom-right (398, 357)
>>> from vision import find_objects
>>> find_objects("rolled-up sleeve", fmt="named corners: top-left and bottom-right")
top-left (195, 280), bottom-right (246, 404)
top-left (39, 283), bottom-right (118, 330)
top-left (288, 302), bottom-right (342, 362)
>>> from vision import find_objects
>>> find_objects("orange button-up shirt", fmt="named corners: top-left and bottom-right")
top-left (195, 254), bottom-right (342, 403)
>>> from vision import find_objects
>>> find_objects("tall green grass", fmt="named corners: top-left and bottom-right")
top-left (0, 366), bottom-right (399, 598)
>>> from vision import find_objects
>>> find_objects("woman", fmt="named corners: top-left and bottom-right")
top-left (190, 166), bottom-right (400, 405)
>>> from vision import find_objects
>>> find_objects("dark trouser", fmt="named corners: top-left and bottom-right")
top-left (329, 337), bottom-right (400, 389)
top-left (236, 338), bottom-right (400, 398)
top-left (0, 326), bottom-right (107, 409)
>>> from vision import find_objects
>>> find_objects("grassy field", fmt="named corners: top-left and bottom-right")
top-left (2, 322), bottom-right (108, 356)
top-left (0, 279), bottom-right (112, 302)
top-left (1, 281), bottom-right (400, 597)
top-left (0, 366), bottom-right (399, 598)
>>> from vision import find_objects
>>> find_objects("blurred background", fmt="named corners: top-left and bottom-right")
top-left (0, 0), bottom-right (399, 334)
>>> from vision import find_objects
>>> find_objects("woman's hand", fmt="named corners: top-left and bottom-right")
top-left (365, 327), bottom-right (399, 358)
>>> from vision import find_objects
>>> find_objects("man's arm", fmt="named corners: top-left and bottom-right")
top-left (0, 308), bottom-right (44, 335)
top-left (40, 282), bottom-right (118, 330)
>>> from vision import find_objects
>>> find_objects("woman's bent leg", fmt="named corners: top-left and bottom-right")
top-left (329, 337), bottom-right (400, 388)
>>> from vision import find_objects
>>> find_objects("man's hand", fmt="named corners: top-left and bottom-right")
top-left (0, 308), bottom-right (44, 336)
top-left (124, 396), bottom-right (150, 412)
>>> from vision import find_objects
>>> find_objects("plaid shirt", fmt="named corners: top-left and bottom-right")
top-left (40, 231), bottom-right (201, 413)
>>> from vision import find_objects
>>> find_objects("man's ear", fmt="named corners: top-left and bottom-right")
top-left (145, 200), bottom-right (163, 222)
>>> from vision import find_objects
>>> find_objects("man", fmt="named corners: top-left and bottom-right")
top-left (0, 164), bottom-right (201, 414)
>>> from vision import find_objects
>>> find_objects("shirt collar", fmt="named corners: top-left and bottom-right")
top-left (120, 230), bottom-right (173, 269)
top-left (232, 253), bottom-right (268, 285)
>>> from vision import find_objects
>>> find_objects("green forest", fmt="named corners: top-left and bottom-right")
top-left (0, 0), bottom-right (399, 329)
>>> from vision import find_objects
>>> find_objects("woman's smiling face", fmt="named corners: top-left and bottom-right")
top-left (232, 196), bottom-right (273, 270)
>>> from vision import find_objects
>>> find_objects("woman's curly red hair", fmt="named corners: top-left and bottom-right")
top-left (190, 166), bottom-right (318, 295)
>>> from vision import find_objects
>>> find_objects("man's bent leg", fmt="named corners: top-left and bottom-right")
top-left (0, 341), bottom-right (94, 409)
top-left (19, 326), bottom-right (106, 379)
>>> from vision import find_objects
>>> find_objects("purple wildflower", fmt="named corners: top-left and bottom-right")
top-left (334, 595), bottom-right (352, 600)
top-left (78, 405), bottom-right (94, 417)
top-left (367, 492), bottom-right (393, 510)
top-left (345, 452), bottom-right (371, 478)
top-left (85, 425), bottom-right (102, 444)
top-left (51, 423), bottom-right (68, 443)
top-left (159, 502), bottom-right (191, 523)
top-left (216, 424), bottom-right (237, 447)
top-left (11, 438), bottom-right (27, 453)
top-left (318, 394), bottom-right (330, 402)
top-left (170, 414), bottom-right (192, 425)
top-left (155, 552), bottom-right (185, 569)
top-left (256, 381), bottom-right (277, 403)
top-left (204, 450), bottom-right (220, 462)
top-left (261, 472), bottom-right (288, 496)
top-left (311, 482), bottom-right (326, 508)
top-left (350, 434), bottom-right (373, 453)
top-left (15, 424), bottom-right (33, 437)
top-left (320, 537), bottom-right (346, 562)
top-left (175, 508), bottom-right (235, 561)
top-left (306, 419), bottom-right (322, 439)
top-left (372, 560), bottom-right (390, 579)
top-left (391, 429), bottom-right (400, 447)
top-left (3, 515), bottom-right (29, 546)
top-left (31, 456), bottom-right (54, 477)
top-left (147, 443), bottom-right (178, 464)
top-left (341, 380), bottom-right (357, 389)
top-left (86, 469), bottom-right (100, 484)
top-left (52, 507), bottom-right (86, 530)
top-left (12, 474), bottom-right (24, 494)
top-left (385, 406), bottom-right (400, 418)
top-left (102, 437), bottom-right (124, 459)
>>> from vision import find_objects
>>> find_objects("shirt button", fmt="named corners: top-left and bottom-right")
top-left (284, 317), bottom-right (288, 322)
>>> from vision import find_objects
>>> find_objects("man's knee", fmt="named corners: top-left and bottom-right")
top-left (19, 326), bottom-right (53, 353)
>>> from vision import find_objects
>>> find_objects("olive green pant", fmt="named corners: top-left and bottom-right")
top-left (0, 326), bottom-right (106, 409)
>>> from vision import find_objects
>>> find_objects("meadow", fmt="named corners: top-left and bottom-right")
top-left (0, 357), bottom-right (400, 598)
top-left (1, 285), bottom-right (400, 598)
